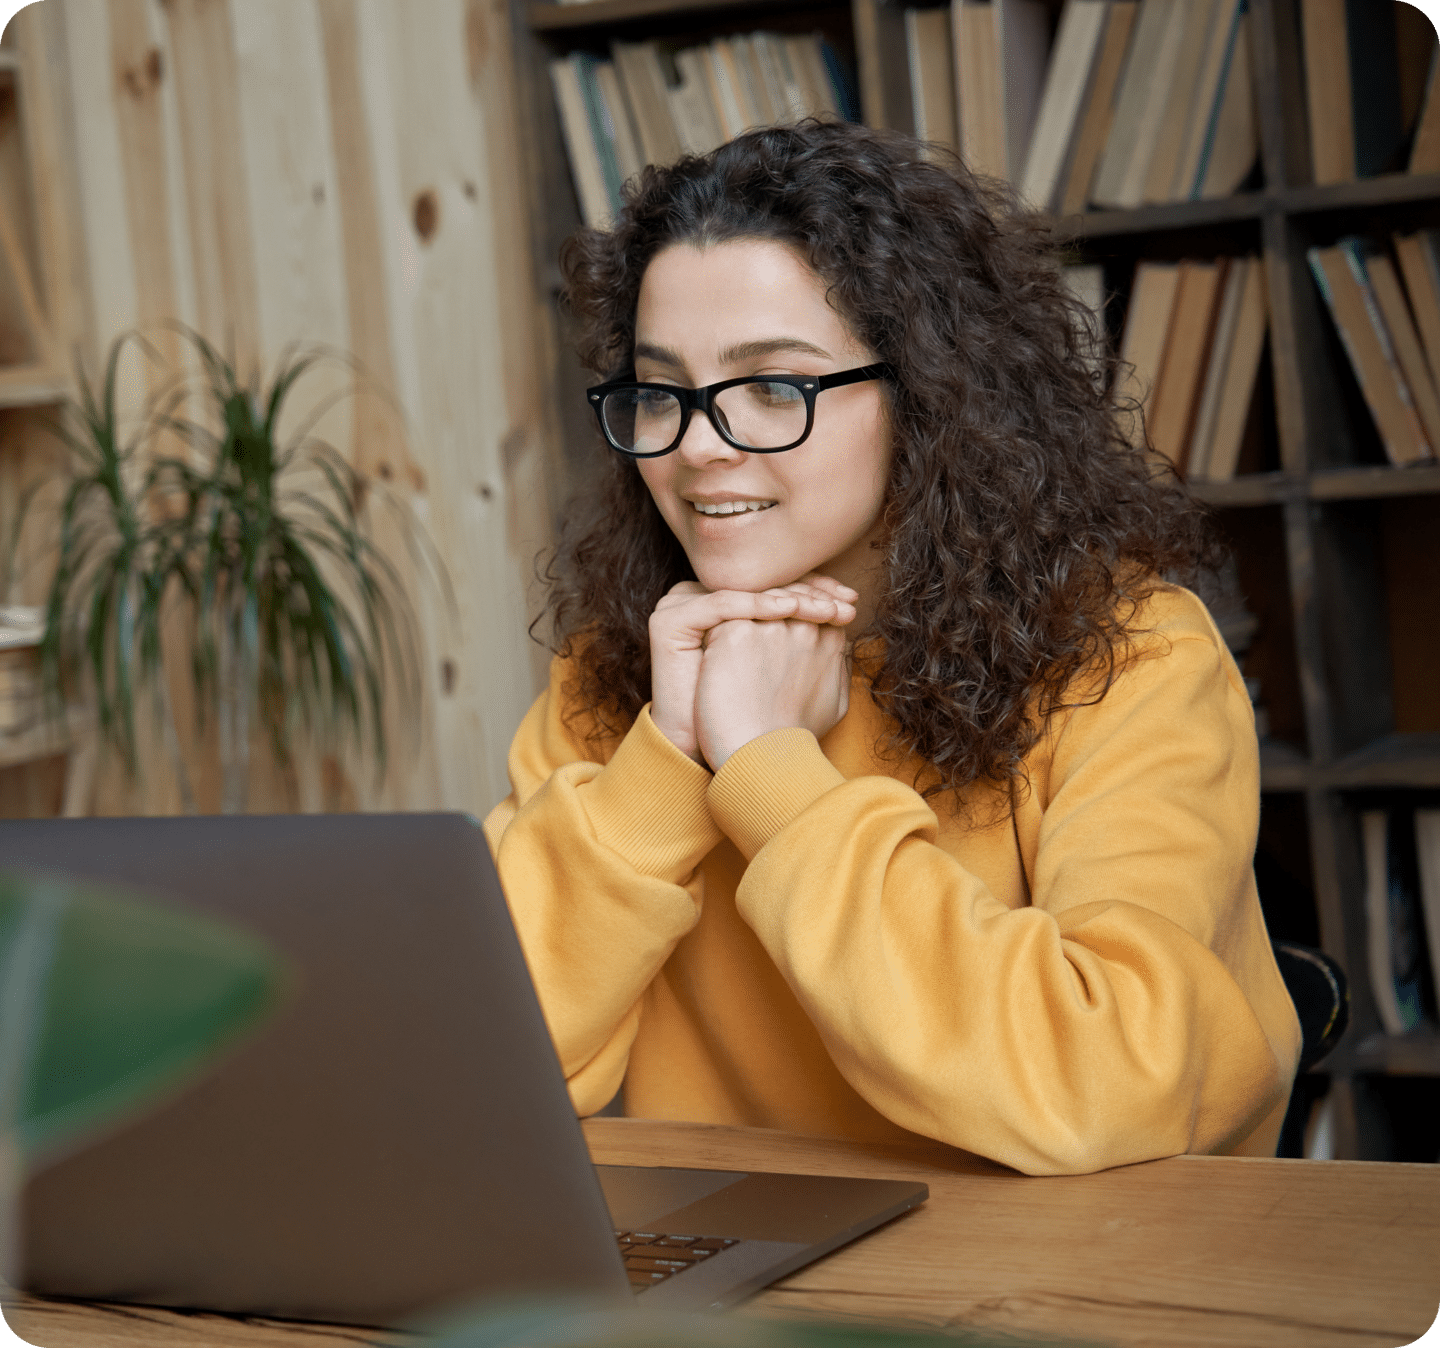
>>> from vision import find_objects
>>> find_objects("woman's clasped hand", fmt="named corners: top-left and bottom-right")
top-left (647, 574), bottom-right (856, 770)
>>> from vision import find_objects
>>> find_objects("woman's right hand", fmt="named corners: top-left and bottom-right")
top-left (649, 576), bottom-right (856, 764)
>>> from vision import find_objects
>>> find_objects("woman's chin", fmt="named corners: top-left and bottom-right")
top-left (693, 562), bottom-right (803, 595)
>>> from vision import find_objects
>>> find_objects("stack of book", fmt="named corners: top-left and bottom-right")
top-left (1309, 234), bottom-right (1440, 468)
top-left (900, 0), bottom-right (1260, 214)
top-left (1115, 254), bottom-right (1269, 481)
top-left (550, 34), bottom-right (854, 227)
top-left (0, 605), bottom-right (45, 736)
top-left (1362, 806), bottom-right (1440, 1038)
top-left (1303, 0), bottom-right (1437, 184)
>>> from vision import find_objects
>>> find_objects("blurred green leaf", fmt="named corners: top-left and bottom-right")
top-left (0, 871), bottom-right (288, 1163)
top-left (418, 1299), bottom-right (1109, 1348)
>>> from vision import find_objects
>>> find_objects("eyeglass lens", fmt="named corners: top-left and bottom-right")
top-left (601, 381), bottom-right (809, 454)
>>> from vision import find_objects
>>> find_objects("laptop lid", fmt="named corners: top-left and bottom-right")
top-left (11, 813), bottom-right (629, 1324)
top-left (9, 813), bottom-right (927, 1323)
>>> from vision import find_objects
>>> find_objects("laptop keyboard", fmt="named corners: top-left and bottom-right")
top-left (616, 1230), bottom-right (740, 1291)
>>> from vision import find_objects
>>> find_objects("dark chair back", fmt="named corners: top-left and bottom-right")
top-left (1272, 940), bottom-right (1349, 1074)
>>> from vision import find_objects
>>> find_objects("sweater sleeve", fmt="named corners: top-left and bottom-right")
top-left (705, 594), bottom-right (1301, 1175)
top-left (483, 656), bottom-right (723, 1115)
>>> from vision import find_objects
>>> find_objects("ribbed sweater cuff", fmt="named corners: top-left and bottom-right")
top-left (707, 728), bottom-right (847, 861)
top-left (583, 704), bottom-right (722, 879)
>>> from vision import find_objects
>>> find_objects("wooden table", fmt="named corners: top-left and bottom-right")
top-left (6, 1118), bottom-right (1439, 1348)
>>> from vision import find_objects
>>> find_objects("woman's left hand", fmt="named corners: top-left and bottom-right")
top-left (694, 613), bottom-right (851, 772)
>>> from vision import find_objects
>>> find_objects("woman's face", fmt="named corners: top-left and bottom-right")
top-left (633, 239), bottom-right (891, 597)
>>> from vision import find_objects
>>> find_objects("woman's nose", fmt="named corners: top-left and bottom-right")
top-left (673, 407), bottom-right (745, 467)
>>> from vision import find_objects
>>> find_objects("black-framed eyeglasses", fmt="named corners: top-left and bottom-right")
top-left (586, 363), bottom-right (894, 458)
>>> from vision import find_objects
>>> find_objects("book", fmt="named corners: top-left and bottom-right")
top-left (1057, 0), bottom-right (1139, 216)
top-left (1018, 0), bottom-right (1111, 213)
top-left (1193, 4), bottom-right (1258, 199)
top-left (1411, 48), bottom-right (1440, 174)
top-left (1366, 250), bottom-right (1440, 454)
top-left (750, 34), bottom-right (797, 123)
top-left (1302, 0), bottom-right (1352, 184)
top-left (1361, 809), bottom-right (1431, 1036)
top-left (954, 0), bottom-right (1008, 180)
top-left (997, 0), bottom-right (1053, 180)
top-left (1140, 0), bottom-right (1228, 204)
top-left (595, 63), bottom-right (644, 189)
top-left (907, 7), bottom-right (960, 156)
top-left (1148, 259), bottom-right (1227, 473)
top-left (550, 56), bottom-right (615, 228)
top-left (818, 38), bottom-right (861, 123)
top-left (1417, 809), bottom-right (1440, 1029)
top-left (1308, 242), bottom-right (1432, 466)
top-left (709, 40), bottom-right (759, 136)
top-left (1302, 0), bottom-right (1406, 183)
top-left (1345, 0), bottom-right (1406, 177)
top-left (1117, 260), bottom-right (1183, 448)
top-left (785, 35), bottom-right (842, 119)
top-left (1169, 0), bottom-right (1247, 200)
top-left (1194, 256), bottom-right (1268, 482)
top-left (1060, 262), bottom-right (1105, 326)
top-left (1090, 0), bottom-right (1183, 208)
top-left (1394, 231), bottom-right (1440, 392)
top-left (1186, 257), bottom-right (1251, 480)
top-left (732, 36), bottom-right (778, 124)
top-left (612, 41), bottom-right (684, 168)
top-left (669, 48), bottom-right (724, 155)
top-left (762, 34), bottom-right (810, 122)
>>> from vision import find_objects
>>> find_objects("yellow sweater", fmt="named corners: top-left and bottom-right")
top-left (483, 585), bottom-right (1301, 1175)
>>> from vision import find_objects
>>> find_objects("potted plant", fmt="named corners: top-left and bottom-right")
top-left (39, 328), bottom-right (435, 814)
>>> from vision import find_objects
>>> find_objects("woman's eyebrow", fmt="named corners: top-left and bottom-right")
top-left (632, 337), bottom-right (835, 370)
top-left (719, 337), bottom-right (833, 363)
top-left (633, 341), bottom-right (684, 367)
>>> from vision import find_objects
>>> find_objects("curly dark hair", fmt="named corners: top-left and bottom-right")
top-left (543, 119), bottom-right (1216, 801)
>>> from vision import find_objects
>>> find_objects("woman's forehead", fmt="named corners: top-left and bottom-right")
top-left (635, 239), bottom-right (862, 360)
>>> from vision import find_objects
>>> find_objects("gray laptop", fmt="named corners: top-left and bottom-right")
top-left (7, 813), bottom-right (927, 1325)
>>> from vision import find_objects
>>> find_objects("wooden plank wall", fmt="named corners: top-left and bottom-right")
top-left (10, 0), bottom-right (557, 818)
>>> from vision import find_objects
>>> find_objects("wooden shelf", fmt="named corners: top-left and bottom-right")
top-left (528, 0), bottom-right (839, 31)
top-left (1259, 739), bottom-right (1311, 792)
top-left (0, 707), bottom-right (90, 772)
top-left (1277, 171), bottom-right (1440, 218)
top-left (1188, 466), bottom-right (1440, 506)
top-left (1189, 473), bottom-right (1297, 507)
top-left (1309, 462), bottom-right (1440, 501)
top-left (1323, 734), bottom-right (1440, 789)
top-left (1337, 1026), bottom-right (1440, 1076)
top-left (1058, 193), bottom-right (1265, 242)
top-left (0, 369), bottom-right (67, 409)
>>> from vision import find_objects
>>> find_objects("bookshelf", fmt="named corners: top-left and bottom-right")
top-left (511, 0), bottom-right (1440, 1161)
top-left (0, 18), bottom-right (93, 818)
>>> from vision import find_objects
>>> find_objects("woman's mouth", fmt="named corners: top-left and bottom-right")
top-left (689, 499), bottom-right (777, 516)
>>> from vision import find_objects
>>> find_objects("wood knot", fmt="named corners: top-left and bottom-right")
top-left (413, 189), bottom-right (439, 243)
top-left (121, 47), bottom-right (164, 100)
top-left (440, 658), bottom-right (457, 696)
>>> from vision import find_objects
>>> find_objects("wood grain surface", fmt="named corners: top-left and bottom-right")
top-left (586, 1118), bottom-right (1440, 1348)
top-left (7, 1119), bottom-right (1435, 1348)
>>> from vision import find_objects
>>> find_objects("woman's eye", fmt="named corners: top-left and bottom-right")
top-left (747, 381), bottom-right (803, 407)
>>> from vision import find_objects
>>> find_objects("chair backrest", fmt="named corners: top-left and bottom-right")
top-left (1271, 940), bottom-right (1349, 1074)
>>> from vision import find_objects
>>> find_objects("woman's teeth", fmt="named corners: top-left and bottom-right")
top-left (691, 500), bottom-right (776, 516)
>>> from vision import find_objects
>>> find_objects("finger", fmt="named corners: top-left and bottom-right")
top-left (654, 589), bottom-right (802, 644)
top-left (763, 585), bottom-right (857, 626)
top-left (795, 572), bottom-right (860, 603)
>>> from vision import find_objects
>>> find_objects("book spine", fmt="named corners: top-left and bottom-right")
top-left (1339, 237), bottom-right (1433, 458)
top-left (1187, 0), bottom-right (1246, 200)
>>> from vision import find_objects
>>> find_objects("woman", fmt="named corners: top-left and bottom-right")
top-left (483, 120), bottom-right (1300, 1176)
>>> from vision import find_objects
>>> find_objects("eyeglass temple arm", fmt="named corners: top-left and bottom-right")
top-left (813, 363), bottom-right (892, 390)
